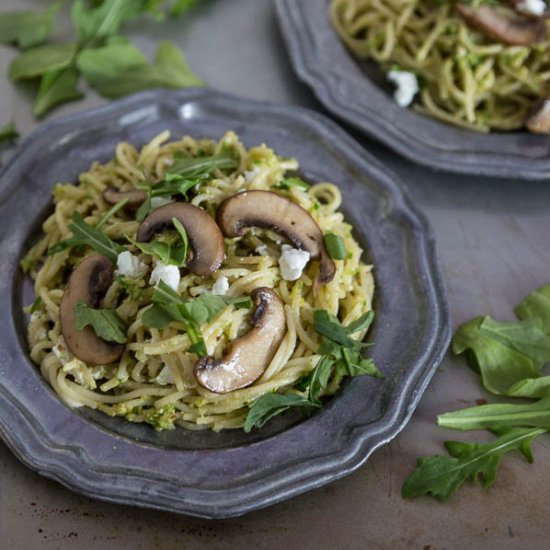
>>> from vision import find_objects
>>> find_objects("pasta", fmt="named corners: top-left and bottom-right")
top-left (23, 131), bottom-right (375, 432)
top-left (330, 0), bottom-right (550, 131)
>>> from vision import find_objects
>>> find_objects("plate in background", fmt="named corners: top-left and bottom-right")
top-left (275, 0), bottom-right (550, 179)
top-left (0, 88), bottom-right (449, 518)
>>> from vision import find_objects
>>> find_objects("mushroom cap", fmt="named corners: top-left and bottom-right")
top-left (456, 3), bottom-right (547, 46)
top-left (194, 287), bottom-right (287, 393)
top-left (526, 98), bottom-right (550, 133)
top-left (102, 187), bottom-right (147, 208)
top-left (136, 202), bottom-right (225, 276)
top-left (59, 255), bottom-right (125, 366)
top-left (217, 190), bottom-right (336, 283)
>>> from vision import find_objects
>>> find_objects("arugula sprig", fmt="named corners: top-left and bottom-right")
top-left (244, 309), bottom-right (379, 432)
top-left (75, 302), bottom-right (127, 344)
top-left (0, 122), bottom-right (19, 144)
top-left (48, 211), bottom-right (123, 261)
top-left (2, 0), bottom-right (202, 118)
top-left (136, 150), bottom-right (239, 220)
top-left (128, 217), bottom-right (189, 266)
top-left (403, 282), bottom-right (550, 501)
top-left (142, 280), bottom-right (252, 356)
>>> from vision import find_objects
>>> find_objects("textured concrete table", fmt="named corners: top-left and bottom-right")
top-left (1, 1), bottom-right (550, 548)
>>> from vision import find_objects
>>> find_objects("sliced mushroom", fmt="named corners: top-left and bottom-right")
top-left (217, 190), bottom-right (336, 283)
top-left (526, 97), bottom-right (550, 133)
top-left (456, 3), bottom-right (546, 45)
top-left (102, 187), bottom-right (147, 208)
top-left (136, 202), bottom-right (224, 276)
top-left (60, 255), bottom-right (124, 365)
top-left (194, 287), bottom-right (286, 393)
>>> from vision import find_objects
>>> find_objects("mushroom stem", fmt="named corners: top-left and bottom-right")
top-left (526, 97), bottom-right (550, 133)
top-left (102, 187), bottom-right (147, 208)
top-left (194, 287), bottom-right (287, 393)
top-left (455, 3), bottom-right (547, 46)
top-left (60, 255), bottom-right (125, 365)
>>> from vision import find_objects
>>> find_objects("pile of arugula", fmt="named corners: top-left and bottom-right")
top-left (402, 283), bottom-right (550, 501)
top-left (0, 0), bottom-right (202, 119)
top-left (244, 309), bottom-right (381, 432)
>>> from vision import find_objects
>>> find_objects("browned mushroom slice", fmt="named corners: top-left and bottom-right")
top-left (136, 202), bottom-right (224, 276)
top-left (526, 98), bottom-right (550, 133)
top-left (60, 255), bottom-right (125, 365)
top-left (194, 287), bottom-right (286, 393)
top-left (217, 190), bottom-right (336, 284)
top-left (102, 187), bottom-right (147, 208)
top-left (456, 3), bottom-right (546, 45)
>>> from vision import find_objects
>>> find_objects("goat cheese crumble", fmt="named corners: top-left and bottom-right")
top-left (387, 70), bottom-right (419, 107)
top-left (278, 245), bottom-right (310, 281)
top-left (116, 251), bottom-right (146, 278)
top-left (212, 276), bottom-right (229, 295)
top-left (517, 0), bottom-right (546, 15)
top-left (150, 262), bottom-right (180, 291)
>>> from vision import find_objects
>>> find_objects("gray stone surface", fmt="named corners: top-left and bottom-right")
top-left (1, 0), bottom-right (550, 548)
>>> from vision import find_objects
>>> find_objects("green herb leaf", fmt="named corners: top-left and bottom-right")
top-left (10, 43), bottom-right (77, 80)
top-left (515, 283), bottom-right (550, 333)
top-left (48, 211), bottom-right (123, 261)
top-left (71, 0), bottom-right (144, 45)
top-left (344, 310), bottom-right (374, 335)
top-left (452, 315), bottom-right (550, 396)
top-left (33, 67), bottom-right (83, 118)
top-left (75, 302), bottom-right (127, 344)
top-left (308, 355), bottom-right (335, 405)
top-left (244, 393), bottom-right (320, 432)
top-left (323, 232), bottom-right (346, 260)
top-left (0, 122), bottom-right (19, 144)
top-left (402, 428), bottom-right (544, 501)
top-left (273, 176), bottom-right (310, 191)
top-left (29, 296), bottom-right (43, 314)
top-left (438, 396), bottom-right (550, 431)
top-left (78, 41), bottom-right (202, 99)
top-left (168, 149), bottom-right (238, 178)
top-left (96, 198), bottom-right (129, 229)
top-left (313, 309), bottom-right (357, 348)
top-left (0, 3), bottom-right (60, 50)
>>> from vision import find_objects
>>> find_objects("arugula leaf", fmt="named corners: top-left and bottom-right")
top-left (516, 283), bottom-right (550, 333)
top-left (30, 296), bottom-right (43, 314)
top-left (313, 309), bottom-right (358, 348)
top-left (142, 282), bottom-right (252, 356)
top-left (345, 310), bottom-right (374, 335)
top-left (71, 0), bottom-right (145, 45)
top-left (438, 397), bottom-right (550, 431)
top-left (0, 3), bottom-right (60, 50)
top-left (75, 302), bottom-right (127, 344)
top-left (33, 68), bottom-right (83, 118)
top-left (244, 393), bottom-right (320, 433)
top-left (323, 233), bottom-right (346, 260)
top-left (169, 149), bottom-right (238, 177)
top-left (0, 122), bottom-right (19, 144)
top-left (48, 212), bottom-right (123, 261)
top-left (96, 198), bottom-right (129, 229)
top-left (402, 428), bottom-right (544, 501)
top-left (308, 355), bottom-right (335, 405)
top-left (452, 316), bottom-right (544, 396)
top-left (78, 41), bottom-right (202, 99)
top-left (9, 43), bottom-right (77, 80)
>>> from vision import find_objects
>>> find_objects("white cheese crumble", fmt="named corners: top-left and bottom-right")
top-left (150, 262), bottom-right (180, 291)
top-left (212, 276), bottom-right (229, 295)
top-left (387, 70), bottom-right (419, 108)
top-left (150, 196), bottom-right (174, 210)
top-left (155, 364), bottom-right (175, 386)
top-left (116, 251), bottom-right (146, 278)
top-left (255, 244), bottom-right (268, 256)
top-left (52, 342), bottom-right (70, 365)
top-left (517, 0), bottom-right (546, 15)
top-left (278, 244), bottom-right (310, 281)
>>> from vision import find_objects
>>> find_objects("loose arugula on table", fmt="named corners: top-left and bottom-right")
top-left (0, 122), bottom-right (19, 144)
top-left (402, 282), bottom-right (550, 501)
top-left (243, 309), bottom-right (380, 432)
top-left (1, 0), bottom-right (202, 118)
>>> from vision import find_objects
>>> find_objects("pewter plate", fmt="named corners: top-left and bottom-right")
top-left (275, 0), bottom-right (550, 179)
top-left (0, 89), bottom-right (449, 518)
